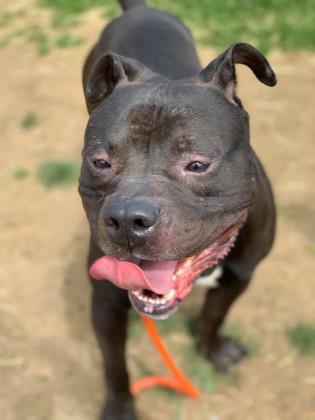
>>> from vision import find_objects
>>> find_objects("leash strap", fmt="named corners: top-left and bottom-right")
top-left (131, 316), bottom-right (200, 398)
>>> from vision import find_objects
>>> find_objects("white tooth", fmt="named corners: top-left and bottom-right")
top-left (156, 298), bottom-right (161, 304)
top-left (176, 269), bottom-right (184, 276)
top-left (149, 298), bottom-right (155, 304)
top-left (145, 304), bottom-right (153, 313)
top-left (160, 299), bottom-right (166, 305)
top-left (183, 259), bottom-right (191, 267)
top-left (166, 289), bottom-right (175, 300)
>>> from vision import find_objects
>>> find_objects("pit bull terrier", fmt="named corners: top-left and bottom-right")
top-left (79, 0), bottom-right (277, 418)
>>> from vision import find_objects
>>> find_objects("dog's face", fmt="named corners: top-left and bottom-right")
top-left (80, 44), bottom-right (276, 318)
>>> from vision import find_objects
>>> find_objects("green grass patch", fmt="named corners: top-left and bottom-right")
top-left (39, 0), bottom-right (315, 53)
top-left (129, 310), bottom-right (253, 395)
top-left (223, 323), bottom-right (260, 356)
top-left (40, 0), bottom-right (107, 16)
top-left (287, 323), bottom-right (315, 356)
top-left (0, 9), bottom-right (25, 28)
top-left (55, 32), bottom-right (85, 48)
top-left (37, 160), bottom-right (79, 188)
top-left (12, 168), bottom-right (29, 180)
top-left (21, 112), bottom-right (40, 129)
top-left (182, 342), bottom-right (218, 392)
top-left (13, 28), bottom-right (27, 38)
top-left (27, 26), bottom-right (50, 55)
top-left (307, 243), bottom-right (315, 255)
top-left (51, 13), bottom-right (80, 29)
top-left (155, 312), bottom-right (190, 335)
top-left (0, 34), bottom-right (12, 48)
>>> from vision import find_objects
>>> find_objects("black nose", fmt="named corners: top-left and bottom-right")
top-left (104, 199), bottom-right (160, 246)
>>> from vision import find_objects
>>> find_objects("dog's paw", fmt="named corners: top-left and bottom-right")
top-left (100, 399), bottom-right (138, 420)
top-left (200, 336), bottom-right (248, 373)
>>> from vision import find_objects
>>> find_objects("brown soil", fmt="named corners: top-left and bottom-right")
top-left (1, 4), bottom-right (315, 420)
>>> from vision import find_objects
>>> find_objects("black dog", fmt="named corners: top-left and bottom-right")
top-left (79, 1), bottom-right (277, 418)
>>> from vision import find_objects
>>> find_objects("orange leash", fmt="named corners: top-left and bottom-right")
top-left (131, 316), bottom-right (200, 399)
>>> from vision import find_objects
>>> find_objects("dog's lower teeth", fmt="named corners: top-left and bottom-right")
top-left (133, 287), bottom-right (176, 306)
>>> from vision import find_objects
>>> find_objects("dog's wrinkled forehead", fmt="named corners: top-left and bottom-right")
top-left (125, 100), bottom-right (198, 154)
top-left (128, 101), bottom-right (188, 135)
top-left (85, 83), bottom-right (248, 154)
top-left (85, 85), bottom-right (190, 142)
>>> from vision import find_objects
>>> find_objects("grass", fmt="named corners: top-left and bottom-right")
top-left (12, 168), bottom-right (29, 180)
top-left (2, 1), bottom-right (313, 55)
top-left (182, 342), bottom-right (218, 393)
top-left (307, 243), bottom-right (315, 255)
top-left (0, 9), bottom-right (25, 28)
top-left (37, 160), bottom-right (79, 188)
top-left (286, 323), bottom-right (315, 356)
top-left (40, 0), bottom-right (106, 16)
top-left (0, 5), bottom-right (83, 56)
top-left (0, 34), bottom-right (12, 48)
top-left (40, 0), bottom-right (315, 53)
top-left (55, 32), bottom-right (85, 48)
top-left (223, 323), bottom-right (260, 356)
top-left (51, 13), bottom-right (80, 29)
top-left (21, 112), bottom-right (40, 129)
top-left (129, 309), bottom-right (258, 395)
top-left (27, 26), bottom-right (50, 55)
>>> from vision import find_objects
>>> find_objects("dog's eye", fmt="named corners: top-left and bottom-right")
top-left (185, 161), bottom-right (210, 172)
top-left (92, 159), bottom-right (111, 170)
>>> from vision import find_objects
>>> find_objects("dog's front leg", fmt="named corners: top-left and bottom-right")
top-left (91, 279), bottom-right (137, 420)
top-left (197, 266), bottom-right (251, 373)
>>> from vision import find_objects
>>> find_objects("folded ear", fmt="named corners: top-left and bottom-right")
top-left (85, 53), bottom-right (153, 109)
top-left (199, 43), bottom-right (277, 105)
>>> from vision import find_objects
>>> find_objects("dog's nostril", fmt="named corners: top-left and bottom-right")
top-left (133, 218), bottom-right (148, 230)
top-left (107, 218), bottom-right (120, 230)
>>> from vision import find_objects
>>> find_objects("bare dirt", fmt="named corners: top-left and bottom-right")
top-left (1, 3), bottom-right (315, 420)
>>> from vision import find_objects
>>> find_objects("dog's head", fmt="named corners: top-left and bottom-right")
top-left (79, 43), bottom-right (276, 318)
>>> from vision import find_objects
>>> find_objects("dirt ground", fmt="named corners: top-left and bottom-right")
top-left (1, 3), bottom-right (315, 420)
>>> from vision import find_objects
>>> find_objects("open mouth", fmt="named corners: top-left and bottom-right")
top-left (128, 222), bottom-right (242, 319)
top-left (90, 214), bottom-right (247, 320)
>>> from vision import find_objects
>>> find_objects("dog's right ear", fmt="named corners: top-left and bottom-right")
top-left (85, 53), bottom-right (153, 109)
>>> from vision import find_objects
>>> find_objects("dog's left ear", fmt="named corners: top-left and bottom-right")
top-left (199, 43), bottom-right (277, 105)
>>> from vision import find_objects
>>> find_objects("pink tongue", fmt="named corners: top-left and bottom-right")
top-left (89, 256), bottom-right (177, 294)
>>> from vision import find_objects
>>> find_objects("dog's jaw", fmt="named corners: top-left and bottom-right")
top-left (123, 217), bottom-right (246, 319)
